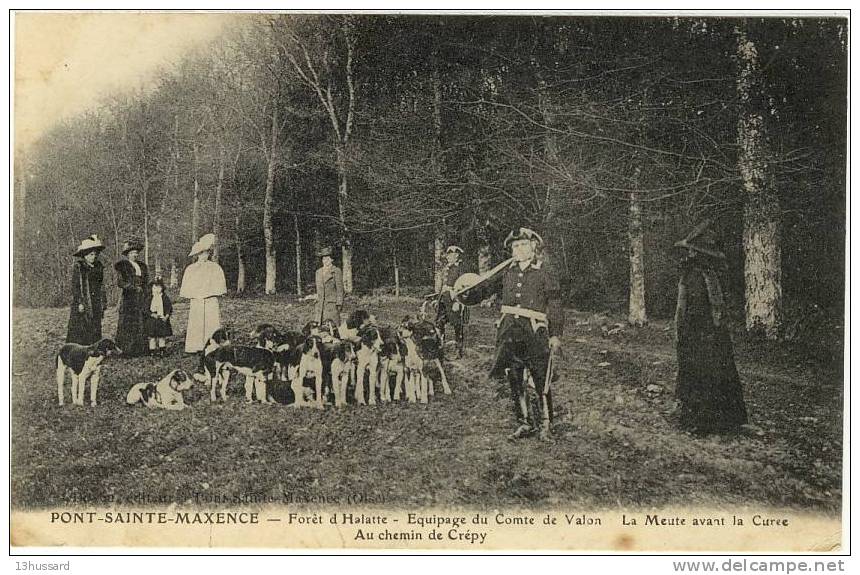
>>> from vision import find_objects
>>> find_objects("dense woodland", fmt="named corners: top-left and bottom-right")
top-left (13, 15), bottom-right (847, 342)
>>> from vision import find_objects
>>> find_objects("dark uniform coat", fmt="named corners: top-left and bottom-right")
top-left (65, 259), bottom-right (106, 345)
top-left (465, 259), bottom-right (564, 376)
top-left (463, 257), bottom-right (564, 428)
top-left (675, 256), bottom-right (747, 434)
top-left (437, 260), bottom-right (470, 342)
top-left (115, 259), bottom-right (149, 356)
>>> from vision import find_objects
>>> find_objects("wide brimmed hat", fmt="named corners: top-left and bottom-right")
top-left (121, 238), bottom-right (144, 255)
top-left (317, 246), bottom-right (333, 258)
top-left (74, 235), bottom-right (105, 257)
top-left (503, 227), bottom-right (543, 249)
top-left (445, 245), bottom-right (464, 255)
top-left (674, 219), bottom-right (726, 260)
top-left (188, 234), bottom-right (216, 257)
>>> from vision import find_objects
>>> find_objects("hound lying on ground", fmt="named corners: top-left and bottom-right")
top-left (55, 338), bottom-right (122, 406)
top-left (126, 369), bottom-right (193, 410)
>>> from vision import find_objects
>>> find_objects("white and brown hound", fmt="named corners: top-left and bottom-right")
top-left (291, 335), bottom-right (324, 408)
top-left (192, 327), bottom-right (233, 383)
top-left (329, 340), bottom-right (356, 408)
top-left (126, 369), bottom-right (193, 411)
top-left (202, 345), bottom-right (275, 403)
top-left (55, 338), bottom-right (122, 406)
top-left (355, 326), bottom-right (384, 405)
top-left (399, 318), bottom-right (451, 403)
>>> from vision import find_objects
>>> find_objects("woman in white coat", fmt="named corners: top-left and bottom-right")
top-left (180, 234), bottom-right (227, 353)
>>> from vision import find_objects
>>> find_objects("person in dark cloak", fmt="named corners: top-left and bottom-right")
top-left (66, 235), bottom-right (107, 345)
top-left (674, 220), bottom-right (748, 435)
top-left (114, 239), bottom-right (149, 357)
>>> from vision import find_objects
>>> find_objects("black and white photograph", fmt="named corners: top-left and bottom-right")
top-left (9, 9), bottom-right (848, 552)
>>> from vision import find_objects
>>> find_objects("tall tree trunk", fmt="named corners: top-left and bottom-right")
top-left (154, 219), bottom-right (162, 278)
top-left (142, 185), bottom-right (149, 266)
top-left (169, 260), bottom-right (178, 289)
top-left (433, 230), bottom-right (445, 292)
top-left (236, 211), bottom-right (246, 294)
top-left (191, 139), bottom-right (200, 243)
top-left (263, 106), bottom-right (278, 295)
top-left (628, 168), bottom-right (647, 326)
top-left (336, 148), bottom-right (353, 294)
top-left (431, 61), bottom-right (449, 286)
top-left (212, 143), bottom-right (226, 262)
top-left (392, 235), bottom-right (400, 296)
top-left (293, 212), bottom-right (302, 296)
top-left (736, 25), bottom-right (782, 339)
top-left (537, 72), bottom-right (561, 264)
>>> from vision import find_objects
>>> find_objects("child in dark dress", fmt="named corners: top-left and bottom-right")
top-left (145, 277), bottom-right (173, 357)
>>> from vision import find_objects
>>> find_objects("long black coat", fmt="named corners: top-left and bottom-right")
top-left (65, 259), bottom-right (106, 345)
top-left (114, 259), bottom-right (149, 356)
top-left (675, 256), bottom-right (748, 434)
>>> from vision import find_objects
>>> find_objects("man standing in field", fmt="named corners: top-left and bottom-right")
top-left (314, 246), bottom-right (345, 324)
top-left (436, 245), bottom-right (469, 357)
top-left (456, 228), bottom-right (563, 440)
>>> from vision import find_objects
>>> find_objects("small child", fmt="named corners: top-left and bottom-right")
top-left (145, 277), bottom-right (173, 357)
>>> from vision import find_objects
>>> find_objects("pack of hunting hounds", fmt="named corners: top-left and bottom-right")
top-left (55, 310), bottom-right (452, 412)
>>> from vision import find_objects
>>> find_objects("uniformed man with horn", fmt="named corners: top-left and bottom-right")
top-left (454, 227), bottom-right (563, 440)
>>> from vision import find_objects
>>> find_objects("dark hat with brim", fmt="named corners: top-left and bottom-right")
top-left (121, 239), bottom-right (144, 256)
top-left (74, 235), bottom-right (105, 257)
top-left (504, 227), bottom-right (543, 249)
top-left (317, 247), bottom-right (333, 258)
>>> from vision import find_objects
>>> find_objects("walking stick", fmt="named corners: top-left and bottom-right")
top-left (541, 348), bottom-right (556, 425)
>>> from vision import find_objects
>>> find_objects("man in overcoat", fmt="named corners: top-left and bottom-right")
top-left (315, 247), bottom-right (344, 324)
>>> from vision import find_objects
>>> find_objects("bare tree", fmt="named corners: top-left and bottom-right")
top-left (279, 15), bottom-right (358, 293)
top-left (736, 24), bottom-right (782, 338)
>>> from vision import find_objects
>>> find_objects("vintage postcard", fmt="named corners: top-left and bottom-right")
top-left (10, 9), bottom-right (847, 553)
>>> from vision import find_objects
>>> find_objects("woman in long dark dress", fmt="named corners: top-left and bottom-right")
top-left (114, 239), bottom-right (149, 357)
top-left (674, 221), bottom-right (748, 434)
top-left (66, 235), bottom-right (107, 345)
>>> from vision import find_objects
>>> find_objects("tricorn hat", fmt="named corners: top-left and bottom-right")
top-left (317, 246), bottom-right (333, 258)
top-left (674, 219), bottom-right (726, 260)
top-left (445, 245), bottom-right (464, 255)
top-left (188, 233), bottom-right (216, 257)
top-left (74, 235), bottom-right (105, 257)
top-left (503, 227), bottom-right (543, 249)
top-left (121, 238), bottom-right (144, 256)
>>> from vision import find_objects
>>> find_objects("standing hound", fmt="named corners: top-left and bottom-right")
top-left (192, 327), bottom-right (232, 383)
top-left (55, 338), bottom-right (122, 406)
top-left (126, 369), bottom-right (193, 410)
top-left (399, 318), bottom-right (451, 403)
top-left (328, 340), bottom-right (356, 407)
top-left (377, 326), bottom-right (405, 402)
top-left (202, 345), bottom-right (275, 403)
top-left (355, 326), bottom-right (384, 405)
top-left (291, 335), bottom-right (324, 408)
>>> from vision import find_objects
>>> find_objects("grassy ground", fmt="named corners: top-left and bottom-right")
top-left (11, 295), bottom-right (843, 512)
